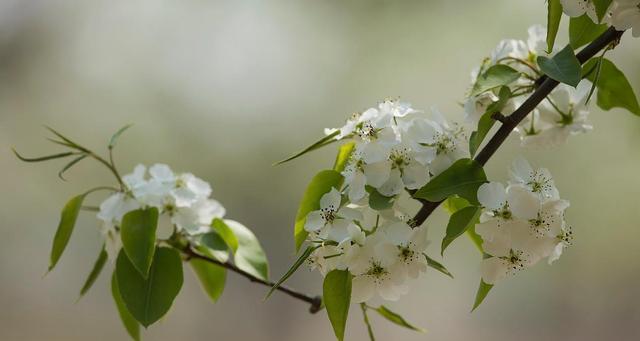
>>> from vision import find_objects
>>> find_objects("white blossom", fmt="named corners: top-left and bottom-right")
top-left (612, 0), bottom-right (640, 37)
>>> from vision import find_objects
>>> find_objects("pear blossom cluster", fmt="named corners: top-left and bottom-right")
top-left (301, 100), bottom-right (471, 302)
top-left (561, 0), bottom-right (640, 37)
top-left (305, 187), bottom-right (429, 302)
top-left (97, 164), bottom-right (225, 259)
top-left (326, 99), bottom-right (468, 203)
top-left (465, 25), bottom-right (594, 149)
top-left (476, 158), bottom-right (573, 284)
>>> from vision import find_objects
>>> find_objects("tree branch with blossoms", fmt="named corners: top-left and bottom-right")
top-left (13, 1), bottom-right (640, 341)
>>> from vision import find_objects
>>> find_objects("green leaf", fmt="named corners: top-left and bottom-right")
top-left (109, 124), bottom-right (133, 149)
top-left (471, 279), bottom-right (494, 312)
top-left (79, 246), bottom-right (108, 298)
top-left (58, 154), bottom-right (88, 181)
top-left (225, 219), bottom-right (269, 281)
top-left (116, 247), bottom-right (183, 328)
top-left (593, 0), bottom-right (613, 22)
top-left (196, 231), bottom-right (230, 262)
top-left (120, 208), bottom-right (159, 278)
top-left (266, 245), bottom-right (318, 299)
top-left (13, 150), bottom-right (75, 163)
top-left (442, 196), bottom-right (471, 214)
top-left (323, 270), bottom-right (352, 341)
top-left (48, 194), bottom-right (86, 272)
top-left (367, 186), bottom-right (396, 211)
top-left (546, 0), bottom-right (562, 53)
top-left (333, 142), bottom-right (355, 173)
top-left (469, 86), bottom-right (511, 156)
top-left (583, 58), bottom-right (640, 115)
top-left (190, 258), bottom-right (226, 303)
top-left (211, 218), bottom-right (239, 253)
top-left (424, 254), bottom-right (453, 279)
top-left (275, 130), bottom-right (339, 165)
top-left (414, 159), bottom-right (487, 205)
top-left (374, 306), bottom-right (425, 333)
top-left (441, 206), bottom-right (481, 256)
top-left (569, 14), bottom-right (608, 49)
top-left (294, 170), bottom-right (344, 251)
top-left (470, 65), bottom-right (520, 97)
top-left (537, 45), bottom-right (581, 87)
top-left (111, 272), bottom-right (140, 341)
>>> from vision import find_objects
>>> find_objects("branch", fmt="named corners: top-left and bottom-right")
top-left (181, 246), bottom-right (323, 314)
top-left (412, 27), bottom-right (625, 226)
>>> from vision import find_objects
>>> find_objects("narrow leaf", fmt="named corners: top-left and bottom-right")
top-left (13, 150), bottom-right (74, 163)
top-left (375, 306), bottom-right (425, 333)
top-left (275, 130), bottom-right (339, 165)
top-left (569, 14), bottom-right (608, 49)
top-left (211, 218), bottom-right (239, 253)
top-left (441, 206), bottom-right (481, 255)
top-left (414, 159), bottom-right (487, 205)
top-left (266, 245), bottom-right (318, 299)
top-left (49, 194), bottom-right (86, 271)
top-left (546, 0), bottom-right (563, 52)
top-left (120, 207), bottom-right (159, 278)
top-left (470, 65), bottom-right (520, 97)
top-left (584, 58), bottom-right (640, 115)
top-left (294, 170), bottom-right (344, 251)
top-left (225, 219), bottom-right (269, 281)
top-left (79, 246), bottom-right (108, 298)
top-left (190, 258), bottom-right (226, 303)
top-left (116, 247), bottom-right (183, 327)
top-left (472, 279), bottom-right (494, 312)
top-left (109, 124), bottom-right (133, 149)
top-left (333, 142), bottom-right (355, 173)
top-left (58, 154), bottom-right (88, 181)
top-left (537, 45), bottom-right (582, 87)
top-left (323, 270), bottom-right (352, 341)
top-left (111, 272), bottom-right (140, 341)
top-left (424, 254), bottom-right (453, 279)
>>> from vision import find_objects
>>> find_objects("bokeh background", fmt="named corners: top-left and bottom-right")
top-left (1, 0), bottom-right (639, 340)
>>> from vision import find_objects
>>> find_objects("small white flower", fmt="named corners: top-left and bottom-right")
top-left (377, 144), bottom-right (430, 197)
top-left (308, 245), bottom-right (349, 276)
top-left (342, 151), bottom-right (391, 203)
top-left (170, 198), bottom-right (226, 235)
top-left (348, 234), bottom-right (409, 303)
top-left (304, 188), bottom-right (363, 239)
top-left (560, 0), bottom-right (599, 21)
top-left (481, 232), bottom-right (541, 284)
top-left (612, 0), bottom-right (640, 37)
top-left (382, 222), bottom-right (429, 279)
top-left (509, 157), bottom-right (560, 200)
top-left (97, 192), bottom-right (141, 227)
top-left (168, 173), bottom-right (211, 208)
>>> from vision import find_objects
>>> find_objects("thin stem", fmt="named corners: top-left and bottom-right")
top-left (410, 27), bottom-right (625, 226)
top-left (181, 246), bottom-right (323, 313)
top-left (360, 303), bottom-right (376, 341)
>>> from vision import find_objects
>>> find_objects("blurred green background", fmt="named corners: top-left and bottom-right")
top-left (1, 0), bottom-right (639, 340)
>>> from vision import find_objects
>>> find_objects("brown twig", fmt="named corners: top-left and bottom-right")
top-left (181, 246), bottom-right (323, 313)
